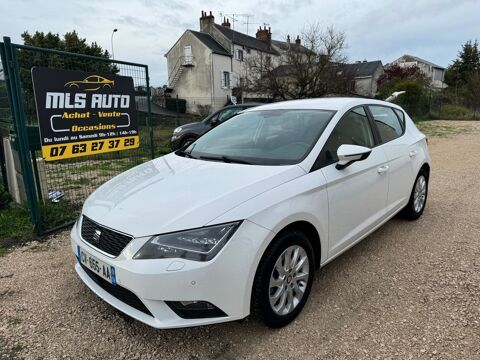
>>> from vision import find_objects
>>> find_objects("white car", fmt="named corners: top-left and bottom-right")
top-left (71, 98), bottom-right (430, 329)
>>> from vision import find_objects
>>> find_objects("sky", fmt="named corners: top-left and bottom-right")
top-left (1, 0), bottom-right (478, 86)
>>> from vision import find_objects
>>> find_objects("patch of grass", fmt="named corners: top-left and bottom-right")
top-left (416, 121), bottom-right (474, 138)
top-left (0, 248), bottom-right (11, 257)
top-left (0, 205), bottom-right (35, 249)
top-left (68, 161), bottom-right (117, 175)
top-left (40, 201), bottom-right (79, 230)
top-left (69, 177), bottom-right (91, 186)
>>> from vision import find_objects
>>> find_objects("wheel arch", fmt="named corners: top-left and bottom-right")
top-left (249, 220), bottom-right (322, 322)
top-left (262, 220), bottom-right (322, 270)
top-left (420, 162), bottom-right (430, 178)
top-left (179, 134), bottom-right (198, 146)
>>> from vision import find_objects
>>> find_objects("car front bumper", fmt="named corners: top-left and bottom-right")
top-left (70, 219), bottom-right (273, 329)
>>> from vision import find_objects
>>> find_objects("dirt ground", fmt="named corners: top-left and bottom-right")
top-left (1, 121), bottom-right (479, 360)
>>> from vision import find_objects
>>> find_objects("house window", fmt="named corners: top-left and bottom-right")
top-left (265, 55), bottom-right (271, 67)
top-left (221, 71), bottom-right (230, 89)
top-left (236, 49), bottom-right (244, 61)
top-left (183, 45), bottom-right (192, 65)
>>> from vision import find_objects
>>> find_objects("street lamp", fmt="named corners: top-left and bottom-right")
top-left (111, 28), bottom-right (118, 59)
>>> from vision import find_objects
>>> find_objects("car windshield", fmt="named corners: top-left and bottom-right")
top-left (182, 109), bottom-right (335, 165)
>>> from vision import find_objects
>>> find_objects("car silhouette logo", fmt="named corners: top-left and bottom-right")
top-left (92, 229), bottom-right (102, 243)
top-left (65, 75), bottom-right (114, 91)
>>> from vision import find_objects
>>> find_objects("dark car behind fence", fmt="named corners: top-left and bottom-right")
top-left (0, 37), bottom-right (192, 234)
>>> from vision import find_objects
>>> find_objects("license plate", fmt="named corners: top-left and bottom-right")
top-left (77, 245), bottom-right (116, 286)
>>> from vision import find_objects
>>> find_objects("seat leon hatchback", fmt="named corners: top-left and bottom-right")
top-left (71, 98), bottom-right (430, 329)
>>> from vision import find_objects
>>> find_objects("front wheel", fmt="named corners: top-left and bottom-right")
top-left (251, 230), bottom-right (315, 328)
top-left (402, 168), bottom-right (429, 220)
top-left (181, 137), bottom-right (196, 149)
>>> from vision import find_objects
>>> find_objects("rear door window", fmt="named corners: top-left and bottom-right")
top-left (369, 106), bottom-right (404, 143)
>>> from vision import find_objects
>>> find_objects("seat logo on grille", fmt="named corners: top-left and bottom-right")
top-left (92, 229), bottom-right (102, 244)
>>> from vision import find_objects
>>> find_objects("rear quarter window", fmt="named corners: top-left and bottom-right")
top-left (393, 108), bottom-right (406, 130)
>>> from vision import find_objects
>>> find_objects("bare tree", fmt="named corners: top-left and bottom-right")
top-left (244, 24), bottom-right (350, 100)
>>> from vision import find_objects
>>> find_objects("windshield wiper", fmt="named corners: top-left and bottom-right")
top-left (199, 155), bottom-right (252, 165)
top-left (176, 149), bottom-right (197, 159)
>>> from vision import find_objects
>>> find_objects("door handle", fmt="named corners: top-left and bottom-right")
top-left (409, 150), bottom-right (418, 158)
top-left (377, 165), bottom-right (389, 174)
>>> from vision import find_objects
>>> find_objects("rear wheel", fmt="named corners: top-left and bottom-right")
top-left (402, 168), bottom-right (428, 220)
top-left (251, 230), bottom-right (314, 328)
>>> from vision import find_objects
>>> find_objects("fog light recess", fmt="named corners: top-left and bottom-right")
top-left (166, 300), bottom-right (227, 319)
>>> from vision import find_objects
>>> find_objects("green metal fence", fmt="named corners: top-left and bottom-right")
top-left (0, 59), bottom-right (12, 192)
top-left (0, 36), bottom-right (178, 234)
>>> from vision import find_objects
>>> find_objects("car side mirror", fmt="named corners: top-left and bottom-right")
top-left (336, 144), bottom-right (372, 170)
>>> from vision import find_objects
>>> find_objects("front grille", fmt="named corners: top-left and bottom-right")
top-left (80, 263), bottom-right (153, 317)
top-left (81, 216), bottom-right (132, 257)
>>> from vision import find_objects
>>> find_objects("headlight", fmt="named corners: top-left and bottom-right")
top-left (133, 222), bottom-right (241, 261)
top-left (173, 127), bottom-right (183, 134)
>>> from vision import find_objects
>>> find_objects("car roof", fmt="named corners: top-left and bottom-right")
top-left (221, 103), bottom-right (261, 109)
top-left (244, 97), bottom-right (402, 112)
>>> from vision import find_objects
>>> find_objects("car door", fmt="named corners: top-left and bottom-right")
top-left (316, 106), bottom-right (389, 257)
top-left (368, 105), bottom-right (413, 214)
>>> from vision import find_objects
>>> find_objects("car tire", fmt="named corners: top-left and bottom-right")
top-left (251, 230), bottom-right (315, 328)
top-left (181, 137), bottom-right (196, 149)
top-left (401, 168), bottom-right (429, 220)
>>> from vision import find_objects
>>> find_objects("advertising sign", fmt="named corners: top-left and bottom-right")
top-left (31, 67), bottom-right (139, 161)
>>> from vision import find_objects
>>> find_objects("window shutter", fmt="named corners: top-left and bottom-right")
top-left (220, 71), bottom-right (225, 88)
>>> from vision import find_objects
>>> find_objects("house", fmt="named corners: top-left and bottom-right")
top-left (343, 60), bottom-right (384, 98)
top-left (389, 55), bottom-right (446, 89)
top-left (164, 11), bottom-right (304, 114)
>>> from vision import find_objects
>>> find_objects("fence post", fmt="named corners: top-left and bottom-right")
top-left (2, 37), bottom-right (41, 230)
top-left (0, 42), bottom-right (14, 192)
top-left (175, 95), bottom-right (179, 127)
top-left (145, 66), bottom-right (154, 159)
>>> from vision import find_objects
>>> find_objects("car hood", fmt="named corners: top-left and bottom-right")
top-left (82, 153), bottom-right (305, 237)
top-left (179, 122), bottom-right (206, 131)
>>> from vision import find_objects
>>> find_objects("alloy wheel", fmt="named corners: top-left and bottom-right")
top-left (413, 175), bottom-right (427, 213)
top-left (269, 245), bottom-right (310, 316)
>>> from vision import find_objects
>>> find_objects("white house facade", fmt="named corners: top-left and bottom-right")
top-left (390, 55), bottom-right (446, 89)
top-left (165, 11), bottom-right (300, 114)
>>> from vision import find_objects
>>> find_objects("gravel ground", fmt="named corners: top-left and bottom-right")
top-left (1, 121), bottom-right (479, 360)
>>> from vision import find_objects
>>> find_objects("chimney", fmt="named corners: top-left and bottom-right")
top-left (295, 35), bottom-right (301, 46)
top-left (256, 26), bottom-right (272, 43)
top-left (286, 35), bottom-right (291, 48)
top-left (222, 17), bottom-right (231, 28)
top-left (200, 10), bottom-right (215, 34)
